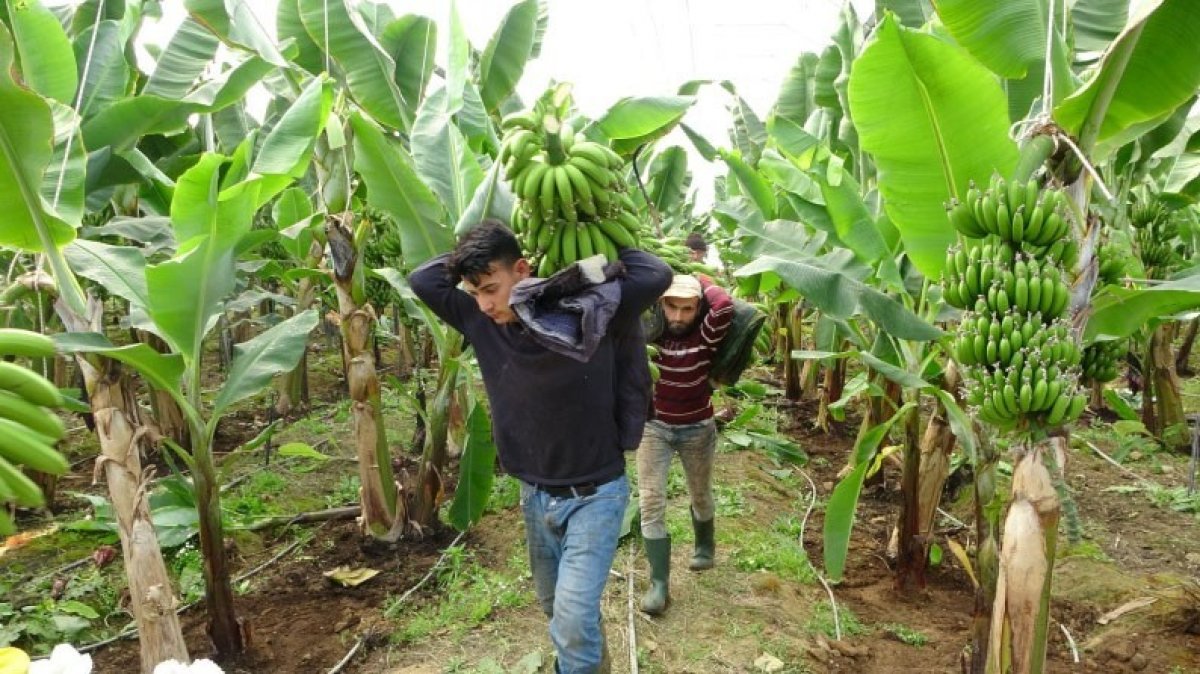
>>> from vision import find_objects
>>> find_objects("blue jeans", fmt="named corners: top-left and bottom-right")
top-left (521, 475), bottom-right (628, 673)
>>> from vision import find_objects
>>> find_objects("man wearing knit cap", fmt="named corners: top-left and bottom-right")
top-left (637, 273), bottom-right (734, 614)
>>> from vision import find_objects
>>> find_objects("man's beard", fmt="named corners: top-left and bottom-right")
top-left (665, 320), bottom-right (695, 337)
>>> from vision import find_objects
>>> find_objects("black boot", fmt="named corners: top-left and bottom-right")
top-left (690, 511), bottom-right (714, 571)
top-left (640, 536), bottom-right (670, 614)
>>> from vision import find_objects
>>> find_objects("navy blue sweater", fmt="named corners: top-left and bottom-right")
top-left (409, 250), bottom-right (672, 486)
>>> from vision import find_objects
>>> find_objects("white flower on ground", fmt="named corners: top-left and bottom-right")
top-left (27, 645), bottom-right (92, 674)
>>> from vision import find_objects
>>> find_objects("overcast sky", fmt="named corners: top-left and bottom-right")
top-left (131, 0), bottom-right (876, 207)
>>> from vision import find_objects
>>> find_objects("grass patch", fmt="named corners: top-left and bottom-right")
top-left (385, 544), bottom-right (531, 644)
top-left (729, 516), bottom-right (816, 583)
top-left (881, 622), bottom-right (928, 646)
top-left (805, 600), bottom-right (867, 639)
top-left (485, 476), bottom-right (521, 514)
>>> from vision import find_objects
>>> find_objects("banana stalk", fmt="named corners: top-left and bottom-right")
top-left (915, 362), bottom-right (961, 559)
top-left (137, 330), bottom-right (190, 451)
top-left (326, 213), bottom-right (403, 539)
top-left (1144, 323), bottom-right (1188, 451)
top-left (58, 295), bottom-right (189, 673)
top-left (1176, 316), bottom-right (1199, 375)
top-left (409, 336), bottom-right (463, 529)
top-left (782, 302), bottom-right (803, 401)
top-left (985, 437), bottom-right (1063, 674)
top-left (895, 393), bottom-right (926, 591)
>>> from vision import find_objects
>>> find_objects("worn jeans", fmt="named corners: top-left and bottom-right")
top-left (521, 475), bottom-right (628, 674)
top-left (637, 418), bottom-right (717, 539)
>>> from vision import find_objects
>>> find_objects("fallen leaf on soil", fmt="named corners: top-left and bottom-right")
top-left (322, 565), bottom-right (380, 587)
top-left (754, 653), bottom-right (785, 672)
top-left (1097, 596), bottom-right (1158, 625)
top-left (0, 524), bottom-right (58, 557)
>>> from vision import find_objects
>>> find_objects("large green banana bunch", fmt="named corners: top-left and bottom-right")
top-left (499, 93), bottom-right (645, 276)
top-left (942, 173), bottom-right (1086, 431)
top-left (942, 246), bottom-right (1071, 319)
top-left (0, 329), bottom-right (69, 534)
top-left (947, 174), bottom-right (1073, 248)
top-left (1081, 338), bottom-right (1125, 384)
top-left (962, 346), bottom-right (1086, 429)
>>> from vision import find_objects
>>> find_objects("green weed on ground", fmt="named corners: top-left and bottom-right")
top-left (805, 600), bottom-right (867, 640)
top-left (728, 516), bottom-right (817, 584)
top-left (385, 544), bottom-right (532, 645)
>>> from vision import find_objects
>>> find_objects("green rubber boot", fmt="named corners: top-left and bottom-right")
top-left (689, 512), bottom-right (715, 571)
top-left (640, 536), bottom-right (670, 615)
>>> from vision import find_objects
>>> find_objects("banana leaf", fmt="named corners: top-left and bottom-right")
top-left (848, 14), bottom-right (1017, 279)
top-left (1055, 0), bottom-right (1200, 157)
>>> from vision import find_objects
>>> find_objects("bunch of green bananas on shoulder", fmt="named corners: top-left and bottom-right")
top-left (501, 111), bottom-right (629, 224)
top-left (500, 100), bottom-right (648, 275)
top-left (0, 329), bottom-right (69, 534)
top-left (947, 174), bottom-right (1073, 249)
top-left (640, 236), bottom-right (701, 275)
top-left (1081, 338), bottom-right (1125, 384)
top-left (646, 344), bottom-right (661, 382)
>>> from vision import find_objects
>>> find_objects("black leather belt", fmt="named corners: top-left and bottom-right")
top-left (533, 473), bottom-right (621, 498)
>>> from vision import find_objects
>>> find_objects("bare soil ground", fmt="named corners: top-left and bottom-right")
top-left (10, 360), bottom-right (1200, 673)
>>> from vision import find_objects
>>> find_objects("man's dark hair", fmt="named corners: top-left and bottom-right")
top-left (448, 219), bottom-right (523, 285)
top-left (685, 231), bottom-right (707, 253)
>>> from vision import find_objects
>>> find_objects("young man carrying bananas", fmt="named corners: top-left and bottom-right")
top-left (638, 274), bottom-right (734, 614)
top-left (409, 220), bottom-right (671, 673)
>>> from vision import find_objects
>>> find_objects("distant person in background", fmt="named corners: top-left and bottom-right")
top-left (685, 232), bottom-right (708, 263)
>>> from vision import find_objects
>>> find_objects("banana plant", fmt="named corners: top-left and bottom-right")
top-left (848, 2), bottom-right (1200, 671)
top-left (0, 4), bottom-right (195, 669)
top-left (58, 151), bottom-right (318, 657)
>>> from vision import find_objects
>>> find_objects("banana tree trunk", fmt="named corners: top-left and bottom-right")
top-left (137, 331), bottom-right (190, 451)
top-left (326, 214), bottom-right (402, 539)
top-left (895, 395), bottom-right (925, 592)
top-left (61, 297), bottom-right (188, 672)
top-left (815, 340), bottom-right (847, 431)
top-left (916, 363), bottom-right (961, 561)
top-left (275, 249), bottom-right (321, 417)
top-left (1089, 380), bottom-right (1105, 411)
top-left (1176, 316), bottom-right (1198, 375)
top-left (985, 437), bottom-right (1063, 674)
top-left (85, 358), bottom-right (190, 671)
top-left (393, 303), bottom-right (416, 378)
top-left (783, 302), bottom-right (803, 400)
top-left (1145, 323), bottom-right (1187, 451)
top-left (191, 429), bottom-right (242, 656)
top-left (409, 338), bottom-right (462, 530)
top-left (966, 426), bottom-right (1002, 674)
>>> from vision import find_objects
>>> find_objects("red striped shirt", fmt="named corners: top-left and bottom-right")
top-left (652, 278), bottom-right (734, 425)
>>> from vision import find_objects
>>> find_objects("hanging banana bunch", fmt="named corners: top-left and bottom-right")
top-left (1080, 338), bottom-right (1125, 385)
top-left (942, 173), bottom-right (1087, 431)
top-left (0, 329), bottom-right (69, 534)
top-left (1129, 198), bottom-right (1182, 278)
